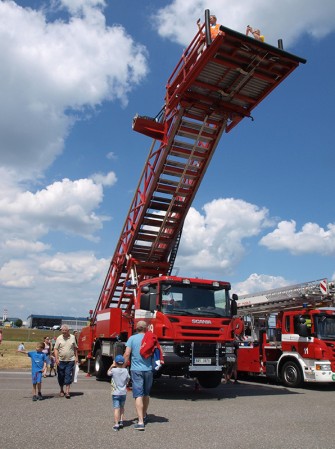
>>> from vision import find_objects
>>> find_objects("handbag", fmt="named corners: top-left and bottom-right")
top-left (73, 363), bottom-right (79, 383)
top-left (152, 347), bottom-right (163, 372)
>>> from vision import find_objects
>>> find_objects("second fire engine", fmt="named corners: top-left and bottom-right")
top-left (235, 279), bottom-right (335, 387)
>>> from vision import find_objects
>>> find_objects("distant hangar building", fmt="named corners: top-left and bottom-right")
top-left (27, 314), bottom-right (88, 330)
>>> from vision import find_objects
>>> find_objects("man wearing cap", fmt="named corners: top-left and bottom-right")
top-left (124, 320), bottom-right (153, 431)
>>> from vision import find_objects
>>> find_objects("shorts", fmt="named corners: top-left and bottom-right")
top-left (57, 361), bottom-right (75, 386)
top-left (112, 394), bottom-right (126, 409)
top-left (32, 371), bottom-right (42, 385)
top-left (131, 370), bottom-right (153, 399)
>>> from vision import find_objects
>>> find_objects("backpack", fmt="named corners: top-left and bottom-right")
top-left (140, 331), bottom-right (164, 371)
top-left (140, 331), bottom-right (158, 358)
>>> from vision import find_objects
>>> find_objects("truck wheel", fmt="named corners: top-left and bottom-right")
top-left (281, 361), bottom-right (302, 388)
top-left (94, 349), bottom-right (109, 380)
top-left (196, 373), bottom-right (222, 388)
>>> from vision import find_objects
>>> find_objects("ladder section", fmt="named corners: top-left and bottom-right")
top-left (131, 111), bottom-right (226, 263)
top-left (166, 25), bottom-right (306, 132)
top-left (237, 279), bottom-right (335, 316)
top-left (94, 108), bottom-right (227, 315)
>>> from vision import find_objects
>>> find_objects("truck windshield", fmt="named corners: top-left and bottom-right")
top-left (161, 283), bottom-right (230, 317)
top-left (315, 315), bottom-right (335, 340)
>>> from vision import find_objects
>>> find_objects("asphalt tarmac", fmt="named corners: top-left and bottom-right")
top-left (1, 370), bottom-right (335, 449)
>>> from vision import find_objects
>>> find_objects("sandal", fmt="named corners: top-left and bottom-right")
top-left (65, 394), bottom-right (70, 399)
top-left (59, 392), bottom-right (65, 397)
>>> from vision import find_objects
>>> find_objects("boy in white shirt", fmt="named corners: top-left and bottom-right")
top-left (107, 355), bottom-right (130, 431)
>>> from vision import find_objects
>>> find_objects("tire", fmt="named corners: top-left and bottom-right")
top-left (94, 349), bottom-right (110, 380)
top-left (281, 361), bottom-right (302, 388)
top-left (196, 372), bottom-right (223, 388)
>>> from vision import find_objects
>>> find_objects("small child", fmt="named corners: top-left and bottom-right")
top-left (19, 342), bottom-right (47, 401)
top-left (107, 355), bottom-right (130, 431)
top-left (17, 342), bottom-right (25, 351)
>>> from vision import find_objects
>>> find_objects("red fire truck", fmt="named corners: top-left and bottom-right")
top-left (78, 10), bottom-right (305, 388)
top-left (236, 279), bottom-right (335, 387)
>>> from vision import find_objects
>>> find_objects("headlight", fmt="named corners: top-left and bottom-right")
top-left (162, 345), bottom-right (174, 353)
top-left (315, 363), bottom-right (331, 371)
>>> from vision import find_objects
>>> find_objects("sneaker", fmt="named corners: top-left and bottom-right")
top-left (143, 414), bottom-right (149, 424)
top-left (118, 421), bottom-right (124, 429)
top-left (37, 393), bottom-right (43, 400)
top-left (32, 395), bottom-right (38, 401)
top-left (113, 425), bottom-right (119, 432)
top-left (134, 423), bottom-right (145, 431)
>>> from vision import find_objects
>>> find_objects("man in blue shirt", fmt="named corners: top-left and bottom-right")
top-left (124, 321), bottom-right (153, 431)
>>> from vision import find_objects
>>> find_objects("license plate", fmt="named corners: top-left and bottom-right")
top-left (194, 358), bottom-right (211, 364)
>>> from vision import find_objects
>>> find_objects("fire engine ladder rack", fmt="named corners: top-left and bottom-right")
top-left (237, 278), bottom-right (335, 316)
top-left (92, 24), bottom-right (306, 322)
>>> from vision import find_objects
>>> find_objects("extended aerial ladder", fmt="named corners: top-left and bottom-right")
top-left (237, 278), bottom-right (335, 316)
top-left (91, 10), bottom-right (306, 324)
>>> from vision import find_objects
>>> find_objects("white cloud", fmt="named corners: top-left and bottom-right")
top-left (0, 177), bottom-right (108, 244)
top-left (90, 171), bottom-right (117, 187)
top-left (106, 152), bottom-right (117, 160)
top-left (260, 220), bottom-right (335, 255)
top-left (2, 239), bottom-right (50, 255)
top-left (58, 0), bottom-right (106, 16)
top-left (233, 273), bottom-right (291, 296)
top-left (0, 1), bottom-right (148, 180)
top-left (176, 198), bottom-right (270, 275)
top-left (0, 260), bottom-right (35, 288)
top-left (0, 251), bottom-right (109, 316)
top-left (39, 251), bottom-right (106, 284)
top-left (154, 0), bottom-right (335, 48)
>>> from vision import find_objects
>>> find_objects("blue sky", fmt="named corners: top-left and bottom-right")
top-left (1, 0), bottom-right (335, 321)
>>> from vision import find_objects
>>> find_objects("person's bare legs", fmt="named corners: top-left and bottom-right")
top-left (135, 396), bottom-right (144, 423)
top-left (114, 407), bottom-right (121, 426)
top-left (143, 395), bottom-right (149, 418)
top-left (120, 405), bottom-right (125, 423)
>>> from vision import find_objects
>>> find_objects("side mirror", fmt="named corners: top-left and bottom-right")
top-left (231, 296), bottom-right (238, 316)
top-left (140, 293), bottom-right (150, 310)
top-left (149, 295), bottom-right (157, 313)
top-left (140, 291), bottom-right (157, 313)
top-left (297, 323), bottom-right (309, 338)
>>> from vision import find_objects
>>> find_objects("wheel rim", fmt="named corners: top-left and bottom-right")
top-left (95, 355), bottom-right (101, 372)
top-left (284, 365), bottom-right (297, 384)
